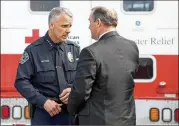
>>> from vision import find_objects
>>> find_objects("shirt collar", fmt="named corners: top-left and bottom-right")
top-left (45, 31), bottom-right (64, 51)
top-left (98, 28), bottom-right (116, 41)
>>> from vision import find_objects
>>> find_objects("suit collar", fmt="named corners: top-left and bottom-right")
top-left (98, 31), bottom-right (119, 41)
top-left (98, 28), bottom-right (116, 40)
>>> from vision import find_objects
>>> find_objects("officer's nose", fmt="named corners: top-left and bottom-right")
top-left (66, 27), bottom-right (71, 33)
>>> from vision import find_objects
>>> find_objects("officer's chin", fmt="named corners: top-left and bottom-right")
top-left (62, 37), bottom-right (67, 41)
top-left (59, 38), bottom-right (67, 42)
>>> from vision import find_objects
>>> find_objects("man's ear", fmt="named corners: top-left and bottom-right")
top-left (96, 19), bottom-right (102, 27)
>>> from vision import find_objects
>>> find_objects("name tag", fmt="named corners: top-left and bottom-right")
top-left (41, 60), bottom-right (50, 63)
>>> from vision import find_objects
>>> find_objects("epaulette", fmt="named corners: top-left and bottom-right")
top-left (66, 40), bottom-right (80, 48)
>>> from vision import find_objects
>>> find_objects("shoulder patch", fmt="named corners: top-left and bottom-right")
top-left (20, 51), bottom-right (29, 64)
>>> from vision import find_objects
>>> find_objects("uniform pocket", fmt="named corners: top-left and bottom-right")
top-left (63, 62), bottom-right (77, 84)
top-left (36, 63), bottom-right (55, 83)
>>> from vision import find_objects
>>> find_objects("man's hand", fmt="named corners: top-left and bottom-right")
top-left (59, 88), bottom-right (71, 104)
top-left (43, 99), bottom-right (62, 117)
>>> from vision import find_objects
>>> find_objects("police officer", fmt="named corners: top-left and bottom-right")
top-left (14, 7), bottom-right (80, 125)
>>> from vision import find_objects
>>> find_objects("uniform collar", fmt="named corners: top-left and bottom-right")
top-left (45, 31), bottom-right (65, 51)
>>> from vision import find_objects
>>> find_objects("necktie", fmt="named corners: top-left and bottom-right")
top-left (55, 45), bottom-right (67, 93)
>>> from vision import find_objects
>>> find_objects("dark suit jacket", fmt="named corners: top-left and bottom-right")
top-left (68, 31), bottom-right (139, 126)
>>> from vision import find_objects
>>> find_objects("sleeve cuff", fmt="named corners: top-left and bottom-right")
top-left (36, 95), bottom-right (48, 108)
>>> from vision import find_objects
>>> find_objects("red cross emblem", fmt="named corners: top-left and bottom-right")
top-left (25, 29), bottom-right (40, 44)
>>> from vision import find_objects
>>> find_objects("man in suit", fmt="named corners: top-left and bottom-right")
top-left (68, 6), bottom-right (139, 126)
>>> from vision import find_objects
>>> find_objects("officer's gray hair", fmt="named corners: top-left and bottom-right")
top-left (91, 6), bottom-right (118, 27)
top-left (48, 7), bottom-right (73, 24)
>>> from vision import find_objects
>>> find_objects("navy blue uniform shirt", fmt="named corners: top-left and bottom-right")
top-left (14, 32), bottom-right (80, 107)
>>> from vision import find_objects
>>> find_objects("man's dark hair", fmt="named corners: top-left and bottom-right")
top-left (91, 6), bottom-right (118, 27)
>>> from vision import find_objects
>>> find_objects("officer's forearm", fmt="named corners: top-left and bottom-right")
top-left (14, 79), bottom-right (47, 107)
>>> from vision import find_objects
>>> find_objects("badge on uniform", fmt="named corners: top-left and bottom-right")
top-left (67, 52), bottom-right (74, 62)
top-left (20, 51), bottom-right (29, 64)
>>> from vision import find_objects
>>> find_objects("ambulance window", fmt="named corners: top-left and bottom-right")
top-left (134, 58), bottom-right (153, 79)
top-left (30, 0), bottom-right (60, 12)
top-left (123, 0), bottom-right (154, 12)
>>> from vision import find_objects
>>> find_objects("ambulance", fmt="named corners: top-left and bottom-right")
top-left (1, 0), bottom-right (178, 125)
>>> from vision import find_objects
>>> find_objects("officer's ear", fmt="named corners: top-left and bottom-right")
top-left (49, 23), bottom-right (54, 30)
